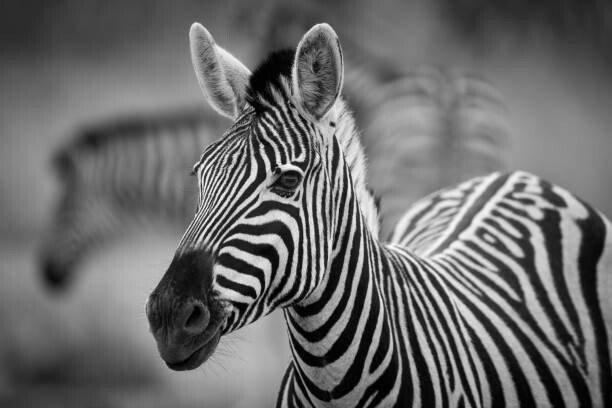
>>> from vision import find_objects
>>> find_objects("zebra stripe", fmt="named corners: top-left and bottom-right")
top-left (147, 24), bottom-right (612, 408)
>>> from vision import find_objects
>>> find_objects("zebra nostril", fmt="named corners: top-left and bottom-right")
top-left (182, 301), bottom-right (210, 335)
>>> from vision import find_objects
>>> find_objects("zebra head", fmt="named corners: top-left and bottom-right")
top-left (147, 22), bottom-right (372, 371)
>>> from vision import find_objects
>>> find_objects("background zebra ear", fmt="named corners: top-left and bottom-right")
top-left (292, 23), bottom-right (344, 120)
top-left (189, 23), bottom-right (252, 119)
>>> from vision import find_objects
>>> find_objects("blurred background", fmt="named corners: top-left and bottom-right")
top-left (1, 0), bottom-right (611, 407)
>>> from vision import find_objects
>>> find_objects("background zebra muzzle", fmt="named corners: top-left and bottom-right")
top-left (39, 257), bottom-right (73, 291)
top-left (37, 247), bottom-right (78, 292)
top-left (146, 249), bottom-right (227, 370)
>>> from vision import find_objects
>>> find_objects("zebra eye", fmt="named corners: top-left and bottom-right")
top-left (272, 170), bottom-right (302, 196)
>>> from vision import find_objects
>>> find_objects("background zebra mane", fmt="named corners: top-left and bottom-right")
top-left (245, 48), bottom-right (381, 238)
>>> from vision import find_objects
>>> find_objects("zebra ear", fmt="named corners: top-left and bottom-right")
top-left (292, 23), bottom-right (344, 120)
top-left (189, 23), bottom-right (252, 119)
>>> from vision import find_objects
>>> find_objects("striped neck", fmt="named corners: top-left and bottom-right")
top-left (282, 127), bottom-right (398, 406)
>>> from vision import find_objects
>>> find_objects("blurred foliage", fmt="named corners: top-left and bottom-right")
top-left (437, 0), bottom-right (612, 57)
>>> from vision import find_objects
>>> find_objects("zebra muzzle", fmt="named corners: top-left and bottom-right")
top-left (146, 249), bottom-right (226, 370)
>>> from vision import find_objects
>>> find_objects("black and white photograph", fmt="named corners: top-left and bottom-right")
top-left (1, 0), bottom-right (611, 407)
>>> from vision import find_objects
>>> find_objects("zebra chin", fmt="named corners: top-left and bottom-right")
top-left (164, 327), bottom-right (223, 371)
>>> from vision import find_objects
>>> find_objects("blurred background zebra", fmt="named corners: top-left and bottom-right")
top-left (1, 0), bottom-right (611, 407)
top-left (38, 108), bottom-right (228, 289)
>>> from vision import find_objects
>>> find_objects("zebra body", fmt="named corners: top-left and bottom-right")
top-left (277, 170), bottom-right (612, 407)
top-left (145, 23), bottom-right (611, 407)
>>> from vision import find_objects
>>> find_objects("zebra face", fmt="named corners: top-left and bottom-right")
top-left (191, 105), bottom-right (330, 319)
top-left (147, 22), bottom-right (345, 371)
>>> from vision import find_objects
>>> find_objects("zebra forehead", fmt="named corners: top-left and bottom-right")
top-left (194, 106), bottom-right (314, 174)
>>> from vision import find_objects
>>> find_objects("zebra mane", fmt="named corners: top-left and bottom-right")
top-left (331, 99), bottom-right (381, 238)
top-left (245, 48), bottom-right (381, 238)
top-left (245, 48), bottom-right (295, 114)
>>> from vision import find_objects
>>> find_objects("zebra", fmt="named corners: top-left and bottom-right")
top-left (38, 108), bottom-right (229, 289)
top-left (145, 22), bottom-right (612, 407)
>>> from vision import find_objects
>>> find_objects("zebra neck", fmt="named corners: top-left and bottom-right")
top-left (282, 139), bottom-right (401, 406)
